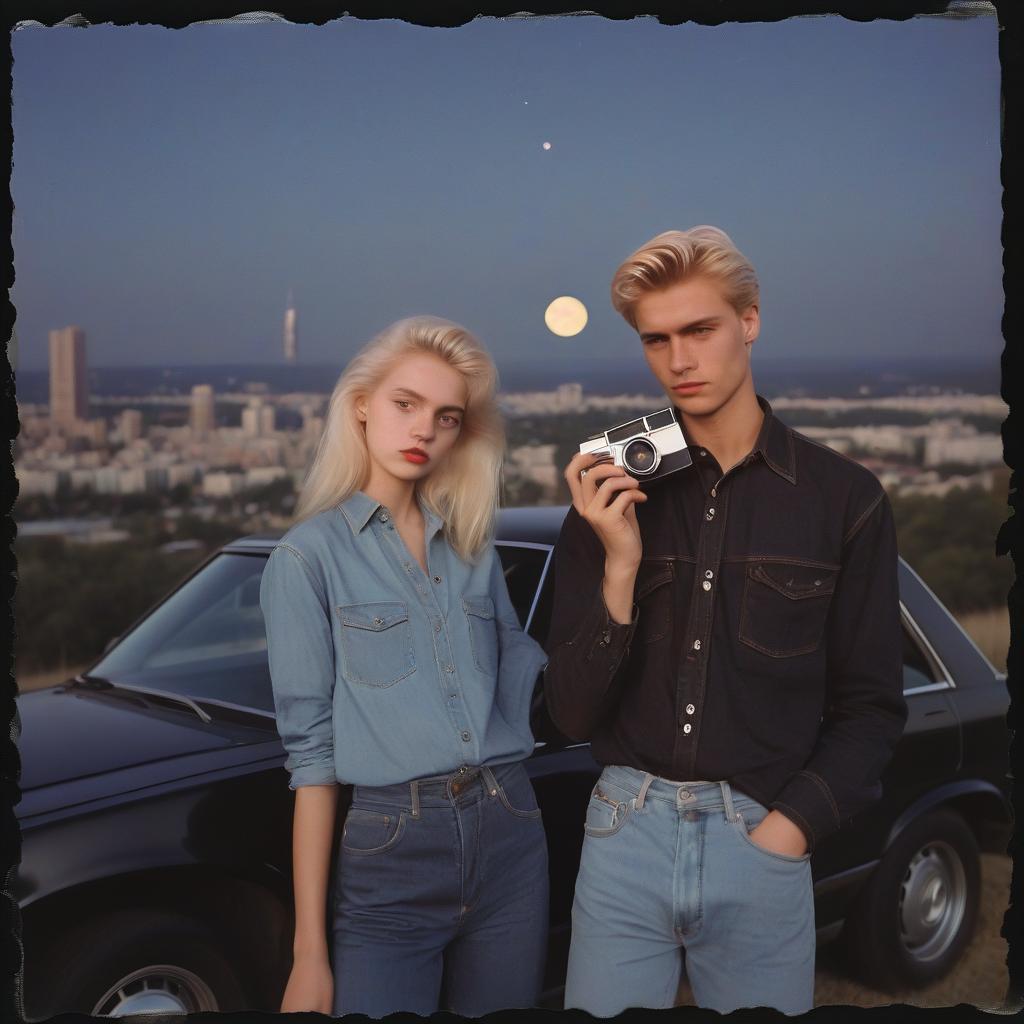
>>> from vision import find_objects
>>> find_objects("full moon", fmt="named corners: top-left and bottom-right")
top-left (542, 141), bottom-right (552, 150)
top-left (544, 296), bottom-right (588, 337)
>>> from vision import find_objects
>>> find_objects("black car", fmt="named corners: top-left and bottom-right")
top-left (11, 505), bottom-right (1012, 1020)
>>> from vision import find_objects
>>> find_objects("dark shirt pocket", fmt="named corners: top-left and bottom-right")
top-left (463, 595), bottom-right (498, 676)
top-left (336, 601), bottom-right (416, 687)
top-left (635, 560), bottom-right (674, 644)
top-left (738, 561), bottom-right (838, 658)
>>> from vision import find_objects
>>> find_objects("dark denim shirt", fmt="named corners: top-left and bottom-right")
top-left (543, 395), bottom-right (908, 852)
top-left (260, 490), bottom-right (548, 788)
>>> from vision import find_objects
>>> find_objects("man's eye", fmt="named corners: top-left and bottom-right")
top-left (642, 337), bottom-right (667, 345)
top-left (395, 400), bottom-right (412, 409)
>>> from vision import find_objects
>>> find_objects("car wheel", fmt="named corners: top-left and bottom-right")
top-left (845, 807), bottom-right (980, 990)
top-left (29, 908), bottom-right (248, 1018)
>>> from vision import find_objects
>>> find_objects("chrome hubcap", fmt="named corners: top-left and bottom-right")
top-left (91, 965), bottom-right (218, 1016)
top-left (898, 839), bottom-right (966, 963)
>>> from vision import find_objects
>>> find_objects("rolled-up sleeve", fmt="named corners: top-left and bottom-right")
top-left (770, 488), bottom-right (908, 851)
top-left (259, 543), bottom-right (338, 790)
top-left (489, 547), bottom-right (549, 732)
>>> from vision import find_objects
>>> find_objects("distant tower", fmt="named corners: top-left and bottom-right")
top-left (190, 384), bottom-right (215, 438)
top-left (119, 408), bottom-right (144, 443)
top-left (283, 289), bottom-right (298, 363)
top-left (48, 326), bottom-right (89, 431)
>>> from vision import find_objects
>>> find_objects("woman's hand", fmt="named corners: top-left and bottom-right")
top-left (280, 949), bottom-right (335, 1014)
top-left (564, 452), bottom-right (646, 572)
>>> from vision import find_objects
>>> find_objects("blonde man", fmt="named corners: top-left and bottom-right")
top-left (544, 227), bottom-right (907, 1015)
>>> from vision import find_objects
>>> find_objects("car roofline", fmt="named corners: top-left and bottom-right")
top-left (222, 505), bottom-right (573, 555)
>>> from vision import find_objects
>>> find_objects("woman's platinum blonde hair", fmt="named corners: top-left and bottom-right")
top-left (293, 315), bottom-right (504, 562)
top-left (610, 225), bottom-right (760, 329)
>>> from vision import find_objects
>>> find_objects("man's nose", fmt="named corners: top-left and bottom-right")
top-left (668, 337), bottom-right (697, 374)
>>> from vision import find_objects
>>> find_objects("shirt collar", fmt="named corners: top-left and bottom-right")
top-left (338, 489), bottom-right (445, 538)
top-left (750, 394), bottom-right (797, 484)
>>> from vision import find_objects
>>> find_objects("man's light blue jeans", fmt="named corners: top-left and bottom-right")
top-left (564, 765), bottom-right (815, 1016)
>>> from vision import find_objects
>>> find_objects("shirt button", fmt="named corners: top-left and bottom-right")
top-left (699, 449), bottom-right (707, 457)
top-left (686, 703), bottom-right (696, 714)
top-left (705, 510), bottom-right (715, 521)
top-left (682, 723), bottom-right (692, 734)
top-left (710, 487), bottom-right (717, 497)
top-left (461, 731), bottom-right (471, 742)
top-left (449, 694), bottom-right (457, 700)
top-left (704, 570), bottom-right (713, 579)
top-left (433, 575), bottom-right (442, 584)
top-left (702, 580), bottom-right (712, 591)
top-left (434, 623), bottom-right (442, 633)
top-left (378, 510), bottom-right (390, 523)
top-left (693, 639), bottom-right (701, 650)
top-left (446, 665), bottom-right (455, 673)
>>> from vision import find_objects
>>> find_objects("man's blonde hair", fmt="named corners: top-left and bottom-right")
top-left (610, 225), bottom-right (760, 328)
top-left (293, 315), bottom-right (504, 562)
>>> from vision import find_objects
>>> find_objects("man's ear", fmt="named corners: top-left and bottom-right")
top-left (741, 303), bottom-right (760, 346)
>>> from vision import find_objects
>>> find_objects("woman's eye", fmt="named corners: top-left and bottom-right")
top-left (440, 415), bottom-right (461, 428)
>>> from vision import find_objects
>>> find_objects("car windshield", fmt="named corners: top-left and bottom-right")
top-left (90, 551), bottom-right (275, 713)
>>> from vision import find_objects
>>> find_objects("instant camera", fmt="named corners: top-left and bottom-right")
top-left (579, 406), bottom-right (692, 482)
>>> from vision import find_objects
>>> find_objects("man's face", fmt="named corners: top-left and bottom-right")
top-left (632, 275), bottom-right (760, 420)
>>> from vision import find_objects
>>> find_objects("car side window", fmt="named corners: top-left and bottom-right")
top-left (495, 543), bottom-right (550, 630)
top-left (903, 619), bottom-right (942, 692)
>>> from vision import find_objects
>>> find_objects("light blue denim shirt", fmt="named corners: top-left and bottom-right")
top-left (259, 490), bottom-right (549, 788)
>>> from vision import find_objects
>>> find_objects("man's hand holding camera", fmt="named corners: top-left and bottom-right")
top-left (565, 451), bottom-right (647, 626)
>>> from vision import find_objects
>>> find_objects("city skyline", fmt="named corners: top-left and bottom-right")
top-left (12, 14), bottom-right (1002, 373)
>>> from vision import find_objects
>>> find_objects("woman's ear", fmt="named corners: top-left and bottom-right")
top-left (355, 398), bottom-right (368, 422)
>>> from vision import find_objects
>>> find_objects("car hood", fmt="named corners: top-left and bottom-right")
top-left (14, 683), bottom-right (278, 792)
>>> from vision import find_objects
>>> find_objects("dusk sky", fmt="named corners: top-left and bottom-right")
top-left (12, 13), bottom-right (1002, 375)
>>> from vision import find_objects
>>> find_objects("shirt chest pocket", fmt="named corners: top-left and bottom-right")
top-left (336, 601), bottom-right (416, 688)
top-left (635, 560), bottom-right (674, 645)
top-left (462, 595), bottom-right (498, 677)
top-left (738, 561), bottom-right (839, 658)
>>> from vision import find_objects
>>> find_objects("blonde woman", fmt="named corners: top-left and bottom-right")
top-left (259, 316), bottom-right (550, 1018)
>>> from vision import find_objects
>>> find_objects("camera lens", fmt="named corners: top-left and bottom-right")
top-left (622, 437), bottom-right (659, 475)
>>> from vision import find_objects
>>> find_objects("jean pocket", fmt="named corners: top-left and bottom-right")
top-left (730, 803), bottom-right (811, 865)
top-left (635, 560), bottom-right (673, 644)
top-left (336, 601), bottom-right (416, 687)
top-left (341, 807), bottom-right (407, 856)
top-left (738, 560), bottom-right (838, 658)
top-left (492, 767), bottom-right (543, 820)
top-left (583, 784), bottom-right (632, 837)
top-left (463, 595), bottom-right (498, 676)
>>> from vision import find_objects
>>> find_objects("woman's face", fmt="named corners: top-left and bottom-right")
top-left (357, 351), bottom-right (469, 487)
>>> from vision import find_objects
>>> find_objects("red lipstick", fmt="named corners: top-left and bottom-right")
top-left (401, 448), bottom-right (429, 464)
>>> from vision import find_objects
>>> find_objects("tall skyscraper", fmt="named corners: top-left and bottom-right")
top-left (190, 384), bottom-right (215, 438)
top-left (48, 326), bottom-right (89, 430)
top-left (283, 288), bottom-right (298, 363)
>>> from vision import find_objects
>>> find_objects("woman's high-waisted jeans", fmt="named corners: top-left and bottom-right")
top-left (329, 760), bottom-right (549, 1018)
top-left (564, 765), bottom-right (815, 1016)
